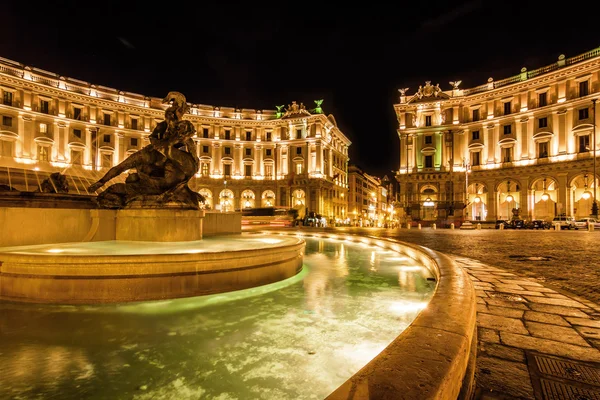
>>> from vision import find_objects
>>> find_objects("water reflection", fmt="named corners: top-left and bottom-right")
top-left (0, 237), bottom-right (435, 400)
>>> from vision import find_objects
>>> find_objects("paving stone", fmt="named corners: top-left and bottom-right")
top-left (543, 293), bottom-right (570, 299)
top-left (524, 320), bottom-right (590, 347)
top-left (574, 325), bottom-right (600, 340)
top-left (493, 283), bottom-right (526, 291)
top-left (484, 298), bottom-right (529, 310)
top-left (523, 311), bottom-right (570, 327)
top-left (474, 356), bottom-right (535, 399)
top-left (500, 332), bottom-right (600, 362)
top-left (478, 314), bottom-right (529, 335)
top-left (523, 296), bottom-right (588, 308)
top-left (473, 282), bottom-right (494, 289)
top-left (477, 298), bottom-right (486, 304)
top-left (477, 276), bottom-right (503, 283)
top-left (528, 303), bottom-right (590, 317)
top-left (565, 317), bottom-right (600, 328)
top-left (492, 288), bottom-right (545, 297)
top-left (478, 305), bottom-right (524, 319)
top-left (476, 290), bottom-right (489, 298)
top-left (479, 342), bottom-right (526, 363)
top-left (520, 285), bottom-right (556, 293)
top-left (492, 272), bottom-right (518, 277)
top-left (500, 279), bottom-right (543, 287)
top-left (478, 327), bottom-right (500, 344)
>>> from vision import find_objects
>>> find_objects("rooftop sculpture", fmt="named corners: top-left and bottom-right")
top-left (87, 91), bottom-right (204, 209)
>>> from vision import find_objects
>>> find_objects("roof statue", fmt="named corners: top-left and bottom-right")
top-left (416, 81), bottom-right (442, 99)
top-left (449, 80), bottom-right (462, 90)
top-left (275, 105), bottom-right (285, 118)
top-left (87, 91), bottom-right (204, 209)
top-left (282, 100), bottom-right (311, 119)
top-left (311, 99), bottom-right (324, 114)
top-left (398, 88), bottom-right (409, 96)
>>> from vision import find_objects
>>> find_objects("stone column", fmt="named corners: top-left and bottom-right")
top-left (316, 141), bottom-right (322, 174)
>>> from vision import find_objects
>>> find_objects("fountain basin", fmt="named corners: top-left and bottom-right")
top-left (0, 235), bottom-right (305, 304)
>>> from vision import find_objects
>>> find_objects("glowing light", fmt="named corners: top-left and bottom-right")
top-left (423, 197), bottom-right (435, 207)
top-left (582, 191), bottom-right (592, 200)
top-left (47, 248), bottom-right (64, 253)
top-left (506, 194), bottom-right (514, 202)
top-left (474, 196), bottom-right (481, 203)
top-left (541, 193), bottom-right (550, 201)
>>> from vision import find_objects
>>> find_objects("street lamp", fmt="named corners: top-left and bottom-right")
top-left (582, 174), bottom-right (592, 200)
top-left (541, 178), bottom-right (550, 201)
top-left (592, 99), bottom-right (598, 217)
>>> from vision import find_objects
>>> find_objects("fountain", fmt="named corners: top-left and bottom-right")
top-left (0, 92), bottom-right (304, 304)
top-left (0, 91), bottom-right (477, 399)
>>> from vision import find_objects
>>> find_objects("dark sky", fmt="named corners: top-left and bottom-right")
top-left (3, 0), bottom-right (600, 177)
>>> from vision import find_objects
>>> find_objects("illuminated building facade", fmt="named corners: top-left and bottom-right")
top-left (0, 56), bottom-right (351, 221)
top-left (348, 164), bottom-right (385, 226)
top-left (394, 46), bottom-right (600, 225)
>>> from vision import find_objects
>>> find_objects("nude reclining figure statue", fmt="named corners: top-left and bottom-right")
top-left (87, 91), bottom-right (204, 209)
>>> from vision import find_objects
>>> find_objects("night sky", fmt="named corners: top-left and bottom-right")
top-left (3, 0), bottom-right (600, 177)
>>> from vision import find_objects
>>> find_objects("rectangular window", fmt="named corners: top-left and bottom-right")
top-left (425, 155), bottom-right (433, 168)
top-left (471, 151), bottom-right (481, 166)
top-left (40, 99), bottom-right (49, 114)
top-left (2, 116), bottom-right (12, 126)
top-left (245, 164), bottom-right (252, 177)
top-left (224, 147), bottom-right (231, 155)
top-left (296, 147), bottom-right (302, 155)
top-left (103, 134), bottom-right (111, 143)
top-left (71, 150), bottom-right (82, 165)
top-left (296, 129), bottom-right (302, 139)
top-left (38, 146), bottom-right (49, 162)
top-left (3, 91), bottom-right (12, 106)
top-left (266, 132), bottom-right (272, 141)
top-left (504, 101), bottom-right (511, 115)
top-left (538, 142), bottom-right (549, 158)
top-left (245, 132), bottom-right (251, 141)
top-left (425, 115), bottom-right (432, 127)
top-left (1, 140), bottom-right (13, 157)
top-left (538, 92), bottom-right (547, 107)
top-left (202, 145), bottom-right (209, 153)
top-left (224, 164), bottom-right (231, 177)
top-left (202, 128), bottom-right (209, 138)
top-left (425, 135), bottom-right (432, 144)
top-left (266, 149), bottom-right (272, 156)
top-left (295, 163), bottom-right (303, 174)
top-left (73, 107), bottom-right (82, 120)
top-left (472, 109), bottom-right (479, 121)
top-left (471, 130), bottom-right (480, 140)
top-left (130, 138), bottom-right (138, 147)
top-left (103, 113), bottom-right (111, 126)
top-left (131, 118), bottom-right (138, 130)
top-left (579, 80), bottom-right (589, 97)
top-left (245, 148), bottom-right (251, 156)
top-left (225, 130), bottom-right (231, 140)
top-left (101, 153), bottom-right (112, 167)
top-left (538, 117), bottom-right (547, 128)
top-left (265, 164), bottom-right (273, 178)
top-left (579, 108), bottom-right (589, 120)
top-left (39, 123), bottom-right (47, 133)
top-left (502, 147), bottom-right (513, 162)
top-left (201, 163), bottom-right (209, 176)
top-left (579, 135), bottom-right (590, 153)
top-left (503, 124), bottom-right (512, 135)
top-left (73, 129), bottom-right (82, 138)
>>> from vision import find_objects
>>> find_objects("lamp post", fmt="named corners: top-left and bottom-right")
top-left (592, 99), bottom-right (598, 217)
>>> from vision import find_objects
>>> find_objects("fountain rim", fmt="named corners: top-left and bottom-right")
top-left (270, 230), bottom-right (477, 400)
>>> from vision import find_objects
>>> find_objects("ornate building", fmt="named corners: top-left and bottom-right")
top-left (394, 46), bottom-right (600, 225)
top-left (0, 57), bottom-right (351, 220)
top-left (348, 164), bottom-right (390, 227)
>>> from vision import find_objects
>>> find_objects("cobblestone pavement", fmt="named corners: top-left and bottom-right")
top-left (294, 227), bottom-right (600, 399)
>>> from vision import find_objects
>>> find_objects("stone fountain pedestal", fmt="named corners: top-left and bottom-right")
top-left (116, 209), bottom-right (204, 241)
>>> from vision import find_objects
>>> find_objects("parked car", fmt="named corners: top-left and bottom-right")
top-left (527, 219), bottom-right (552, 230)
top-left (551, 216), bottom-right (578, 230)
top-left (576, 217), bottom-right (600, 229)
top-left (495, 219), bottom-right (510, 229)
top-left (507, 219), bottom-right (527, 229)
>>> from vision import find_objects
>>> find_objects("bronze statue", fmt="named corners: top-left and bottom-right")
top-left (87, 91), bottom-right (204, 209)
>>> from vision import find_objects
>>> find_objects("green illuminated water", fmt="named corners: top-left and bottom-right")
top-left (0, 237), bottom-right (435, 400)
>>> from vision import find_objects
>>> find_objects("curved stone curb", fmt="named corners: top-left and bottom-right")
top-left (272, 231), bottom-right (478, 400)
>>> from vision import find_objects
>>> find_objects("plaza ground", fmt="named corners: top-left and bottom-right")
top-left (281, 226), bottom-right (600, 399)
